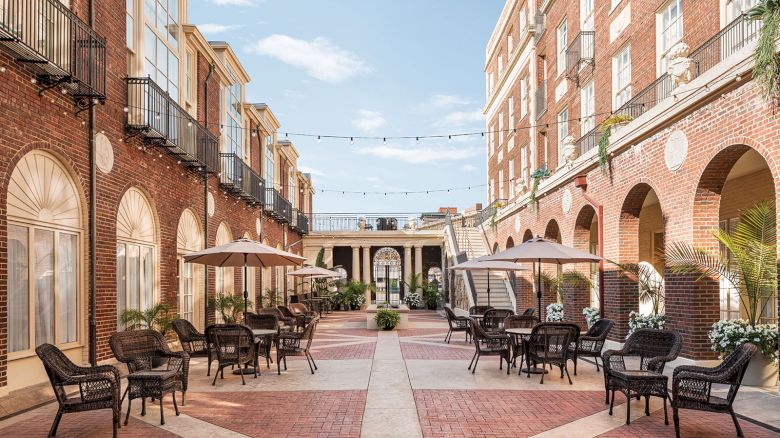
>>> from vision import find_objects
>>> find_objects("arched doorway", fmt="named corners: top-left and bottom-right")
top-left (523, 229), bottom-right (534, 242)
top-left (506, 236), bottom-right (515, 249)
top-left (574, 205), bottom-right (599, 308)
top-left (177, 209), bottom-right (204, 329)
top-left (544, 219), bottom-right (561, 243)
top-left (374, 247), bottom-right (402, 304)
top-left (492, 242), bottom-right (499, 254)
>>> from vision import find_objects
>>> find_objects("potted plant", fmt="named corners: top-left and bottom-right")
top-left (209, 293), bottom-right (252, 324)
top-left (263, 288), bottom-right (280, 308)
top-left (120, 303), bottom-right (178, 367)
top-left (667, 201), bottom-right (778, 385)
top-left (375, 308), bottom-right (401, 330)
top-left (582, 307), bottom-right (600, 328)
top-left (343, 281), bottom-right (367, 310)
top-left (546, 303), bottom-right (564, 322)
top-left (404, 291), bottom-right (422, 309)
top-left (422, 281), bottom-right (441, 310)
top-left (404, 273), bottom-right (423, 296)
top-left (619, 262), bottom-right (666, 335)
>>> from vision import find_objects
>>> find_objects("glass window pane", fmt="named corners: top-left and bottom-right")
top-left (35, 229), bottom-right (55, 347)
top-left (129, 245), bottom-right (140, 311)
top-left (144, 0), bottom-right (155, 21)
top-left (142, 246), bottom-right (153, 309)
top-left (117, 244), bottom-right (126, 329)
top-left (169, 52), bottom-right (179, 88)
top-left (157, 39), bottom-right (167, 77)
top-left (8, 225), bottom-right (29, 353)
top-left (58, 233), bottom-right (77, 343)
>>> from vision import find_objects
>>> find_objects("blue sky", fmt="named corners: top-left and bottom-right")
top-left (189, 0), bottom-right (503, 214)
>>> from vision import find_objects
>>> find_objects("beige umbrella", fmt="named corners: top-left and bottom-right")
top-left (287, 266), bottom-right (342, 303)
top-left (184, 238), bottom-right (305, 315)
top-left (449, 256), bottom-right (528, 307)
top-left (483, 236), bottom-right (603, 317)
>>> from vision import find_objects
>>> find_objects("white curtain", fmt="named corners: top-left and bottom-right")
top-left (8, 225), bottom-right (29, 353)
top-left (117, 244), bottom-right (126, 329)
top-left (34, 230), bottom-right (55, 347)
top-left (128, 245), bottom-right (140, 311)
top-left (58, 233), bottom-right (77, 343)
top-left (142, 246), bottom-right (153, 308)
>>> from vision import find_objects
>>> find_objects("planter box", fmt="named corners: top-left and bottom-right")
top-left (366, 304), bottom-right (410, 330)
top-left (742, 353), bottom-right (778, 387)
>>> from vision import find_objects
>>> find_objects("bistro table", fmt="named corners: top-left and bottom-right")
top-left (233, 329), bottom-right (279, 375)
top-left (505, 327), bottom-right (547, 374)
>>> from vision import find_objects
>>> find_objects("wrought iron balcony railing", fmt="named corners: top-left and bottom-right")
top-left (289, 208), bottom-right (309, 234)
top-left (264, 188), bottom-right (291, 223)
top-left (219, 153), bottom-right (264, 206)
top-left (535, 80), bottom-right (547, 119)
top-left (575, 126), bottom-right (600, 156)
top-left (565, 31), bottom-right (594, 86)
top-left (0, 0), bottom-right (107, 105)
top-left (126, 77), bottom-right (219, 174)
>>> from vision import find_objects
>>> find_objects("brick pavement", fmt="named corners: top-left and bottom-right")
top-left (598, 409), bottom-right (779, 438)
top-left (0, 407), bottom-right (175, 437)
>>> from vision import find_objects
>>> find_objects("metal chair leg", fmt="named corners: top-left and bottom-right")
top-left (48, 409), bottom-right (63, 437)
top-left (159, 395), bottom-right (165, 425)
top-left (173, 391), bottom-right (180, 416)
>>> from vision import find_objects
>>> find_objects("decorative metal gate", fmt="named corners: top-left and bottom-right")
top-left (373, 247), bottom-right (402, 304)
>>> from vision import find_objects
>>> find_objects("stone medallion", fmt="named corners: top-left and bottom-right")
top-left (94, 132), bottom-right (114, 174)
top-left (514, 215), bottom-right (521, 233)
top-left (256, 218), bottom-right (262, 236)
top-left (562, 188), bottom-right (572, 215)
top-left (207, 192), bottom-right (215, 217)
top-left (664, 130), bottom-right (688, 172)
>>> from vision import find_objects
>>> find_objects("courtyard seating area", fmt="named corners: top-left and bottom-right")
top-left (1, 309), bottom-right (778, 437)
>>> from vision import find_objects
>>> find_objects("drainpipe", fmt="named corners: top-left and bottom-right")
top-left (574, 175), bottom-right (606, 318)
top-left (87, 0), bottom-right (97, 367)
top-left (203, 63), bottom-right (215, 328)
top-left (257, 126), bottom-right (264, 307)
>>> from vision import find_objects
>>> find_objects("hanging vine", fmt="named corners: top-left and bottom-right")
top-left (596, 113), bottom-right (634, 174)
top-left (747, 1), bottom-right (780, 100)
top-left (529, 166), bottom-right (550, 211)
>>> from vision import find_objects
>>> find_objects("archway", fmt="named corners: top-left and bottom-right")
top-left (506, 236), bottom-right (515, 249)
top-left (492, 242), bottom-right (500, 254)
top-left (523, 229), bottom-right (534, 242)
top-left (544, 219), bottom-right (561, 243)
top-left (373, 247), bottom-right (402, 304)
top-left (573, 205), bottom-right (599, 309)
top-left (177, 209), bottom-right (204, 329)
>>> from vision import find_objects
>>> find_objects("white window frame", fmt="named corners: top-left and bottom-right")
top-left (498, 113), bottom-right (504, 145)
top-left (508, 31), bottom-right (514, 54)
top-left (126, 0), bottom-right (135, 52)
top-left (508, 96), bottom-right (515, 131)
top-left (508, 159), bottom-right (515, 198)
top-left (581, 80), bottom-right (595, 135)
top-left (520, 76), bottom-right (528, 119)
top-left (613, 45), bottom-right (632, 109)
top-left (656, 0), bottom-right (684, 77)
top-left (498, 170), bottom-right (504, 200)
top-left (489, 124), bottom-right (495, 156)
top-left (521, 145), bottom-right (529, 184)
top-left (557, 108), bottom-right (569, 166)
top-left (138, 0), bottom-right (181, 101)
top-left (581, 0), bottom-right (595, 31)
top-left (557, 19), bottom-right (568, 77)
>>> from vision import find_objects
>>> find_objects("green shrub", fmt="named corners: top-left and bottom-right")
top-left (375, 309), bottom-right (401, 330)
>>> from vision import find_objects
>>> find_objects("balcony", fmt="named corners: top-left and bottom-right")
top-left (565, 31), bottom-right (594, 87)
top-left (126, 77), bottom-right (219, 174)
top-left (219, 153), bottom-right (264, 206)
top-left (0, 0), bottom-right (107, 106)
top-left (264, 188), bottom-right (291, 223)
top-left (310, 214), bottom-right (447, 233)
top-left (575, 126), bottom-right (600, 156)
top-left (289, 208), bottom-right (309, 234)
top-left (535, 80), bottom-right (547, 118)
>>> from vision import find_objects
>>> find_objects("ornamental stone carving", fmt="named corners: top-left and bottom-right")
top-left (666, 42), bottom-right (693, 88)
top-left (94, 132), bottom-right (114, 174)
top-left (561, 135), bottom-right (577, 166)
top-left (516, 177), bottom-right (528, 194)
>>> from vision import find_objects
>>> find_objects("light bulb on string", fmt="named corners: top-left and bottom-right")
top-left (448, 135), bottom-right (452, 143)
top-left (317, 136), bottom-right (321, 143)
top-left (350, 137), bottom-right (354, 145)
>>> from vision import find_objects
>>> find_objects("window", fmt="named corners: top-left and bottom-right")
top-left (185, 50), bottom-right (194, 108)
top-left (224, 65), bottom-right (243, 159)
top-left (519, 7), bottom-right (527, 34)
top-left (498, 149), bottom-right (504, 163)
top-left (176, 209), bottom-right (202, 328)
top-left (489, 72), bottom-right (495, 96)
top-left (581, 0), bottom-right (595, 31)
top-left (726, 0), bottom-right (758, 22)
top-left (489, 125), bottom-right (495, 156)
top-left (557, 109), bottom-right (569, 166)
top-left (265, 140), bottom-right (275, 188)
top-left (126, 0), bottom-right (135, 51)
top-left (288, 167), bottom-right (295, 203)
top-left (508, 159), bottom-right (515, 198)
top-left (521, 146), bottom-right (529, 184)
top-left (508, 32), bottom-right (514, 54)
top-left (557, 19), bottom-right (568, 77)
top-left (141, 0), bottom-right (180, 99)
top-left (520, 77), bottom-right (528, 119)
top-left (498, 54), bottom-right (504, 77)
top-left (657, 0), bottom-right (683, 75)
top-left (498, 170), bottom-right (504, 200)
top-left (581, 81), bottom-right (595, 135)
top-left (489, 179), bottom-right (495, 202)
top-left (508, 137), bottom-right (515, 151)
top-left (508, 96), bottom-right (514, 131)
top-left (613, 45), bottom-right (632, 109)
top-left (498, 113), bottom-right (504, 145)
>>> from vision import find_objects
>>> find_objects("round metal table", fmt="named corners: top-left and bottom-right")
top-left (505, 327), bottom-right (547, 374)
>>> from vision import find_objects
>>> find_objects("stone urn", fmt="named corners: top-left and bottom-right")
top-left (742, 353), bottom-right (779, 387)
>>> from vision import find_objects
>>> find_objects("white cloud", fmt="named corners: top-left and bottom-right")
top-left (352, 110), bottom-right (386, 132)
top-left (365, 176), bottom-right (381, 183)
top-left (422, 94), bottom-right (471, 109)
top-left (356, 144), bottom-right (481, 165)
top-left (436, 109), bottom-right (484, 128)
top-left (298, 166), bottom-right (325, 177)
top-left (211, 0), bottom-right (257, 5)
top-left (462, 164), bottom-right (478, 172)
top-left (247, 35), bottom-right (371, 82)
top-left (198, 23), bottom-right (243, 35)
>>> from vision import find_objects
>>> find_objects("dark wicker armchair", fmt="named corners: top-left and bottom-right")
top-left (109, 329), bottom-right (189, 425)
top-left (469, 305), bottom-right (494, 316)
top-left (525, 322), bottom-right (579, 384)
top-left (444, 307), bottom-right (471, 343)
top-left (37, 343), bottom-right (122, 437)
top-left (521, 307), bottom-right (535, 316)
top-left (504, 314), bottom-right (538, 368)
top-left (468, 319), bottom-right (512, 374)
top-left (480, 308), bottom-right (515, 333)
top-left (568, 319), bottom-right (613, 375)
top-left (672, 343), bottom-right (757, 438)
top-left (289, 303), bottom-right (317, 320)
top-left (206, 324), bottom-right (258, 385)
top-left (277, 317), bottom-right (319, 375)
top-left (172, 319), bottom-right (213, 376)
top-left (244, 313), bottom-right (279, 368)
top-left (262, 307), bottom-right (299, 330)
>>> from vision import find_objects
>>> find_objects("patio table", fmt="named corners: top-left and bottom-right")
top-left (233, 329), bottom-right (279, 375)
top-left (505, 327), bottom-right (547, 375)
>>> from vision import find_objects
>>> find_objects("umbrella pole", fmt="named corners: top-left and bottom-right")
top-left (536, 260), bottom-right (542, 320)
top-left (243, 254), bottom-right (249, 318)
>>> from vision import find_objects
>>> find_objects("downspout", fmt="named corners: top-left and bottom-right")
top-left (88, 0), bottom-right (97, 367)
top-left (256, 126), bottom-right (264, 308)
top-left (203, 63), bottom-right (215, 328)
top-left (574, 175), bottom-right (605, 317)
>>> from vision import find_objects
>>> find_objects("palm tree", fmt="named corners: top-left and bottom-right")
top-left (666, 201), bottom-right (777, 326)
top-left (618, 262), bottom-right (665, 315)
top-left (120, 303), bottom-right (177, 334)
top-left (404, 273), bottom-right (424, 294)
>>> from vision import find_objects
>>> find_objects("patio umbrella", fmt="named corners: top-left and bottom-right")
top-left (184, 238), bottom-right (306, 315)
top-left (483, 236), bottom-right (603, 318)
top-left (287, 266), bottom-right (341, 302)
top-left (449, 255), bottom-right (528, 307)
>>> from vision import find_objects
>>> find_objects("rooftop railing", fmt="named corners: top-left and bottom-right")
top-left (0, 0), bottom-right (107, 104)
top-left (310, 214), bottom-right (447, 233)
top-left (219, 153), bottom-right (264, 206)
top-left (126, 77), bottom-right (219, 174)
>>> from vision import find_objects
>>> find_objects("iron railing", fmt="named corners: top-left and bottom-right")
top-left (126, 77), bottom-right (219, 173)
top-left (264, 188), bottom-right (291, 223)
top-left (309, 214), bottom-right (447, 232)
top-left (219, 153), bottom-right (264, 205)
top-left (565, 31), bottom-right (595, 86)
top-left (0, 0), bottom-right (107, 103)
top-left (535, 80), bottom-right (547, 118)
top-left (290, 209), bottom-right (309, 234)
top-left (689, 13), bottom-right (761, 77)
top-left (576, 126), bottom-right (600, 156)
top-left (475, 199), bottom-right (506, 226)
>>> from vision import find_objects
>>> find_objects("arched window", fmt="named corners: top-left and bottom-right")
top-left (177, 209), bottom-right (203, 328)
top-left (373, 247), bottom-right (402, 303)
top-left (116, 187), bottom-right (158, 329)
top-left (7, 151), bottom-right (83, 354)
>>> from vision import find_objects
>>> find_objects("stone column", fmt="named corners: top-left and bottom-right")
top-left (352, 245), bottom-right (361, 281)
top-left (362, 246), bottom-right (371, 285)
top-left (323, 244), bottom-right (333, 268)
top-left (404, 245), bottom-right (413, 293)
top-left (414, 246), bottom-right (423, 282)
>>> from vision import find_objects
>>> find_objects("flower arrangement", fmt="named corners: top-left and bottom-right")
top-left (582, 307), bottom-right (600, 328)
top-left (709, 319), bottom-right (778, 361)
top-left (627, 311), bottom-right (666, 336)
top-left (404, 292), bottom-right (421, 309)
top-left (546, 303), bottom-right (564, 322)
top-left (351, 292), bottom-right (366, 309)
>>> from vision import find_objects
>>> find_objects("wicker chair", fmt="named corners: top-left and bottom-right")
top-left (525, 322), bottom-right (579, 384)
top-left (672, 343), bottom-right (757, 438)
top-left (603, 328), bottom-right (682, 424)
top-left (468, 305), bottom-right (494, 316)
top-left (37, 344), bottom-right (122, 437)
top-left (244, 313), bottom-right (279, 368)
top-left (480, 308), bottom-right (515, 333)
top-left (521, 307), bottom-right (535, 316)
top-left (277, 317), bottom-right (319, 375)
top-left (262, 307), bottom-right (298, 330)
top-left (206, 324), bottom-right (258, 385)
top-left (468, 319), bottom-right (512, 374)
top-left (444, 307), bottom-right (471, 343)
top-left (109, 330), bottom-right (188, 425)
top-left (172, 319), bottom-right (213, 376)
top-left (289, 303), bottom-right (317, 325)
top-left (568, 319), bottom-right (614, 375)
top-left (504, 314), bottom-right (538, 369)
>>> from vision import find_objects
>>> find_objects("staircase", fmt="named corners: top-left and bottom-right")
top-left (451, 221), bottom-right (514, 310)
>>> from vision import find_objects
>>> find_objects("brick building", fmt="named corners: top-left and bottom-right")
top-left (484, 0), bottom-right (778, 360)
top-left (0, 0), bottom-right (313, 396)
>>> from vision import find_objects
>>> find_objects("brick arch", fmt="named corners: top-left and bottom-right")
top-left (573, 204), bottom-right (597, 252)
top-left (506, 236), bottom-right (515, 249)
top-left (492, 242), bottom-right (499, 254)
top-left (544, 219), bottom-right (561, 243)
top-left (522, 229), bottom-right (534, 242)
